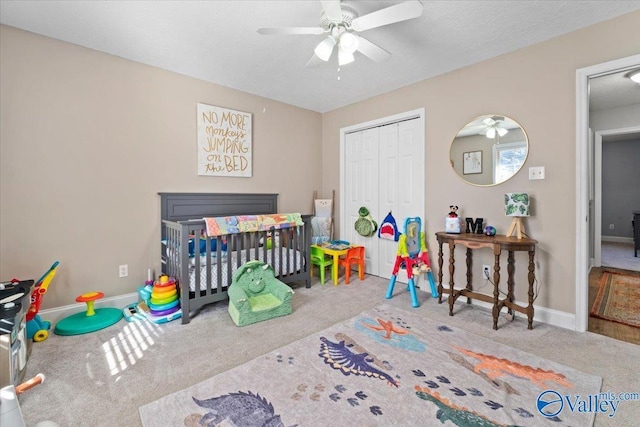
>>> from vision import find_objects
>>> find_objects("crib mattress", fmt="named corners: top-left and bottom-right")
top-left (188, 249), bottom-right (304, 292)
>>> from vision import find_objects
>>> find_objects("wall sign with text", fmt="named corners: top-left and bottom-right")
top-left (197, 103), bottom-right (252, 177)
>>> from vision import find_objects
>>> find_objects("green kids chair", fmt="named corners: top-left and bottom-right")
top-left (227, 260), bottom-right (294, 327)
top-left (310, 246), bottom-right (333, 285)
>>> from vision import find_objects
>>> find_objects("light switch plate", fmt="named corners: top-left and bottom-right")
top-left (529, 166), bottom-right (545, 180)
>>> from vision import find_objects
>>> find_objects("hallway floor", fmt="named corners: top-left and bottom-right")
top-left (588, 242), bottom-right (639, 345)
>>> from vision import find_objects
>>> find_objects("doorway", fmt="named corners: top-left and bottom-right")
top-left (576, 54), bottom-right (640, 333)
top-left (593, 127), bottom-right (640, 270)
top-left (590, 128), bottom-right (640, 345)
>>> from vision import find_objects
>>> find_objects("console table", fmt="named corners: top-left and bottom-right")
top-left (435, 232), bottom-right (537, 330)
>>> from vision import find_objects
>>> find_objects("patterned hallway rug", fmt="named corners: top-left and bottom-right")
top-left (139, 304), bottom-right (601, 427)
top-left (591, 270), bottom-right (640, 328)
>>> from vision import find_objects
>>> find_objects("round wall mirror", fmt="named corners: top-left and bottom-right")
top-left (449, 114), bottom-right (528, 186)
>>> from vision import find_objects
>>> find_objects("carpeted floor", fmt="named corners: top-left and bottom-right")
top-left (591, 270), bottom-right (640, 328)
top-left (139, 304), bottom-right (601, 426)
top-left (601, 241), bottom-right (640, 272)
top-left (18, 275), bottom-right (640, 426)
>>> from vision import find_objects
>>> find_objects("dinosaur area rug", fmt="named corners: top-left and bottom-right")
top-left (591, 270), bottom-right (640, 328)
top-left (139, 304), bottom-right (601, 427)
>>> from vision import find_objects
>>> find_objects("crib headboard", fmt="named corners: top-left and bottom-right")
top-left (159, 192), bottom-right (279, 222)
top-left (159, 192), bottom-right (279, 258)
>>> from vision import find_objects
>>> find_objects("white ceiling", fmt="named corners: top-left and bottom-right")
top-left (1, 0), bottom-right (640, 113)
top-left (590, 68), bottom-right (640, 113)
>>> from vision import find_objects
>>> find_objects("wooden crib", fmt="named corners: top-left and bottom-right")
top-left (159, 193), bottom-right (311, 324)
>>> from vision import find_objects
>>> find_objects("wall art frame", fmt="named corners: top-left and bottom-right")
top-left (463, 150), bottom-right (482, 175)
top-left (197, 103), bottom-right (252, 177)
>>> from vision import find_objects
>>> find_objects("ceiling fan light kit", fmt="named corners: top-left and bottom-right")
top-left (315, 26), bottom-right (359, 64)
top-left (314, 35), bottom-right (337, 61)
top-left (485, 127), bottom-right (508, 139)
top-left (487, 126), bottom-right (508, 139)
top-left (338, 44), bottom-right (355, 66)
top-left (257, 0), bottom-right (423, 67)
top-left (339, 31), bottom-right (359, 53)
top-left (482, 117), bottom-right (509, 139)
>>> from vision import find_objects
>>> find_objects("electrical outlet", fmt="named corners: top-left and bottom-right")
top-left (119, 264), bottom-right (128, 278)
top-left (483, 264), bottom-right (491, 280)
top-left (609, 224), bottom-right (614, 230)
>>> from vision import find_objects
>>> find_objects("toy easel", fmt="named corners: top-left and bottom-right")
top-left (385, 217), bottom-right (438, 308)
top-left (311, 190), bottom-right (335, 244)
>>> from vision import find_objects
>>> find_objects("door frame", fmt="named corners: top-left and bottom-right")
top-left (575, 54), bottom-right (640, 332)
top-left (339, 108), bottom-right (425, 268)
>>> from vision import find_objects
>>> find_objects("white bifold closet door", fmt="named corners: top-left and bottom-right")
top-left (344, 117), bottom-right (424, 282)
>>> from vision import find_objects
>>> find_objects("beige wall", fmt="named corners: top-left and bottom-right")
top-left (2, 11), bottom-right (639, 315)
top-left (0, 26), bottom-right (322, 309)
top-left (322, 11), bottom-right (640, 314)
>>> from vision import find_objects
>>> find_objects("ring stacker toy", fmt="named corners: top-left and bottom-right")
top-left (54, 291), bottom-right (123, 336)
top-left (127, 275), bottom-right (182, 324)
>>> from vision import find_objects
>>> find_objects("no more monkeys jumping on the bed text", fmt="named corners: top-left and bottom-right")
top-left (197, 102), bottom-right (252, 177)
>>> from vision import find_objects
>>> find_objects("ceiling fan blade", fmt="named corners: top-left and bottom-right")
top-left (355, 36), bottom-right (391, 63)
top-left (351, 1), bottom-right (423, 32)
top-left (320, 0), bottom-right (343, 22)
top-left (257, 27), bottom-right (326, 35)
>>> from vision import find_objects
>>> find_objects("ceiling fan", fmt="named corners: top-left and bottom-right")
top-left (257, 1), bottom-right (424, 67)
top-left (481, 116), bottom-right (509, 139)
top-left (457, 115), bottom-right (512, 139)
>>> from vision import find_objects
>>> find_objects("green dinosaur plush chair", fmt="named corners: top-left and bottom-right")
top-left (228, 260), bottom-right (294, 327)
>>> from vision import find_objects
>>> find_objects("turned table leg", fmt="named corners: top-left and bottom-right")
top-left (492, 252), bottom-right (501, 330)
top-left (437, 241), bottom-right (444, 304)
top-left (448, 242), bottom-right (455, 316)
top-left (527, 250), bottom-right (536, 329)
top-left (507, 250), bottom-right (515, 318)
top-left (465, 247), bottom-right (473, 304)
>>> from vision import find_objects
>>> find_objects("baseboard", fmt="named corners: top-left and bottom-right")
top-left (439, 296), bottom-right (576, 331)
top-left (39, 292), bottom-right (139, 325)
top-left (602, 235), bottom-right (633, 244)
top-left (41, 289), bottom-right (577, 331)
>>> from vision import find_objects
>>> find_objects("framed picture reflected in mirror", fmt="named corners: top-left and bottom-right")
top-left (463, 150), bottom-right (482, 175)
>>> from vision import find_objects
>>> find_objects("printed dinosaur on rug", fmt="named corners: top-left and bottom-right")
top-left (140, 305), bottom-right (602, 427)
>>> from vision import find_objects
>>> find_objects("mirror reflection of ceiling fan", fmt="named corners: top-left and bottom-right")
top-left (257, 0), bottom-right (424, 67)
top-left (481, 116), bottom-right (509, 139)
top-left (457, 115), bottom-right (517, 140)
